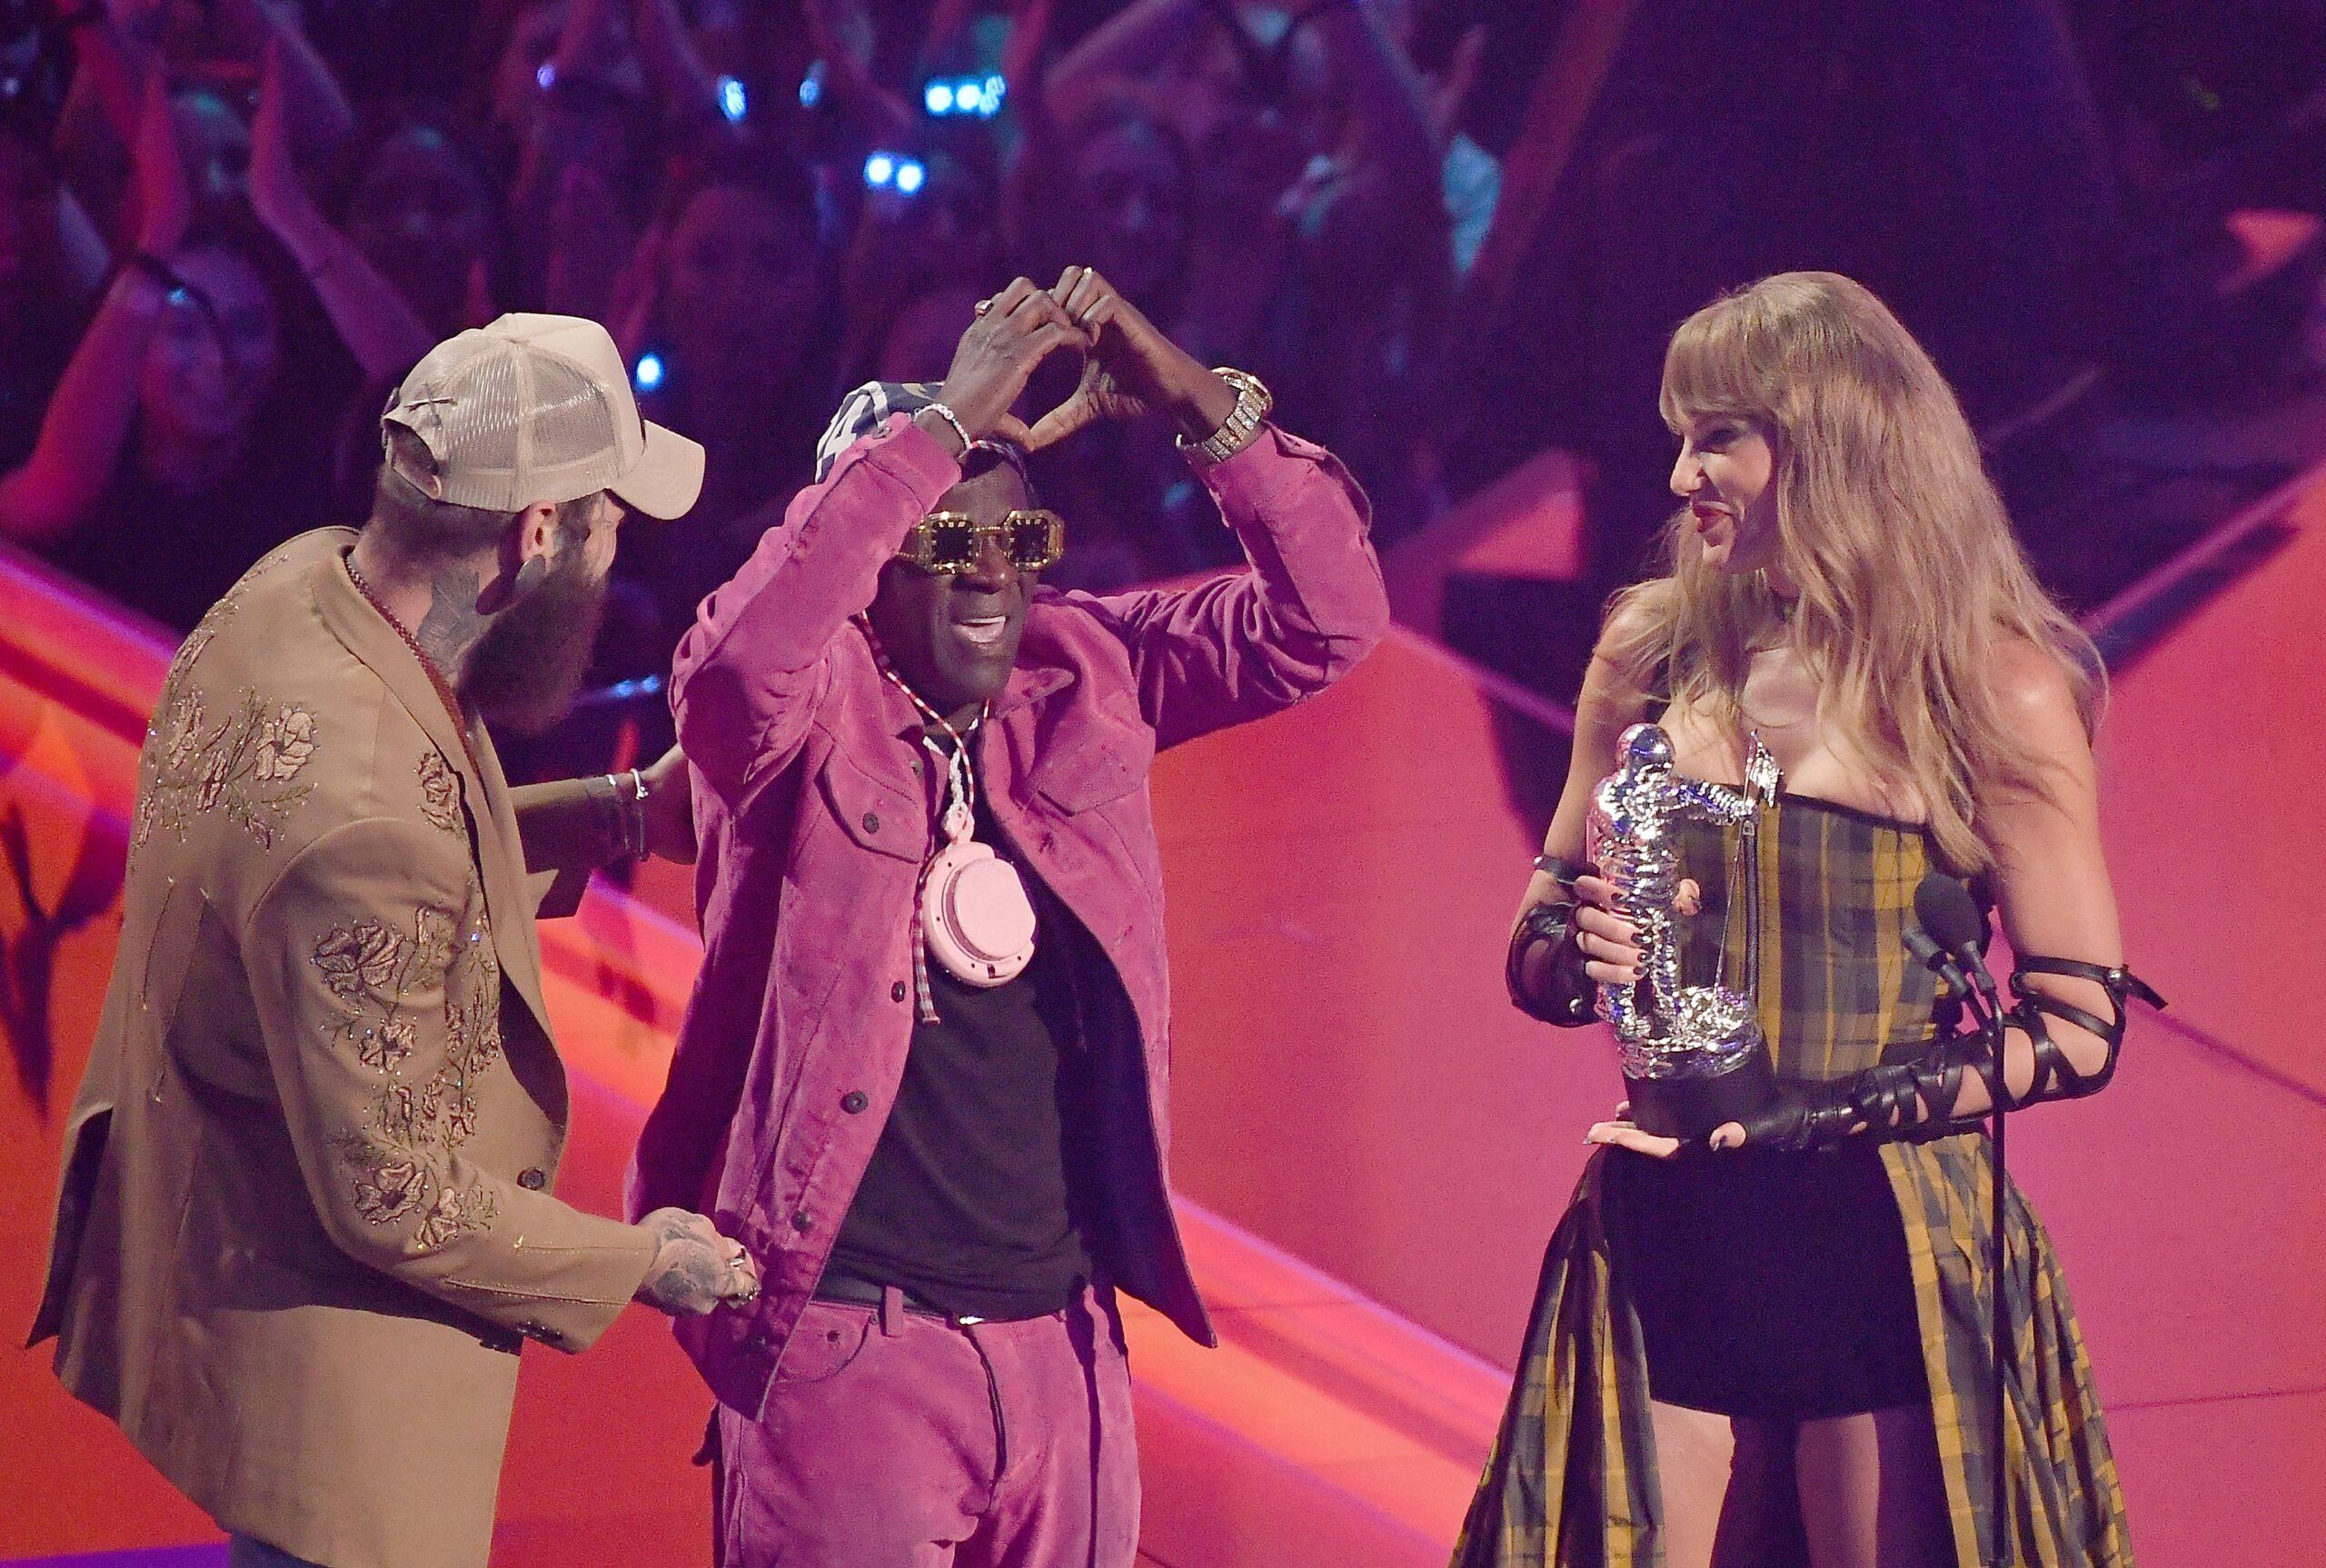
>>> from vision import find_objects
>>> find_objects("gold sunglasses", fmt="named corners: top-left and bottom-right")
top-left (894, 510), bottom-right (1067, 575)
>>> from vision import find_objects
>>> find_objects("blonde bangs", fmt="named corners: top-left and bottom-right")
top-left (1657, 301), bottom-right (1777, 434)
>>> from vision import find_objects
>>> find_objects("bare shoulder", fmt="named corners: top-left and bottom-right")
top-left (1562, 603), bottom-right (1657, 769)
top-left (1594, 589), bottom-right (1662, 660)
top-left (1985, 634), bottom-right (2089, 741)
top-left (1585, 589), bottom-right (1665, 691)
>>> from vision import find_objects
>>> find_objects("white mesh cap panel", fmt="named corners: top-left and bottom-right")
top-left (383, 312), bottom-right (700, 520)
top-left (427, 346), bottom-right (621, 511)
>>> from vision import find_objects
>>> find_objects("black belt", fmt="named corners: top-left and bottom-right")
top-left (810, 1271), bottom-right (985, 1323)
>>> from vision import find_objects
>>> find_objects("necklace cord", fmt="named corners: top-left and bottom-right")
top-left (345, 554), bottom-right (482, 779)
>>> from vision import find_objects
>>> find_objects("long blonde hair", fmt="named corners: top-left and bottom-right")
top-left (1605, 272), bottom-right (2100, 872)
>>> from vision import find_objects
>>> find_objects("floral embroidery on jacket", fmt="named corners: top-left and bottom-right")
top-left (417, 751), bottom-right (462, 833)
top-left (135, 689), bottom-right (318, 850)
top-left (316, 898), bottom-right (503, 1246)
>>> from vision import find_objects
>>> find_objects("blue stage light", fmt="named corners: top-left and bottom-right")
top-left (981, 75), bottom-right (1007, 115)
top-left (536, 63), bottom-right (556, 92)
top-left (865, 153), bottom-right (896, 187)
top-left (800, 61), bottom-right (825, 107)
top-left (634, 352), bottom-right (666, 392)
top-left (895, 159), bottom-right (926, 194)
top-left (718, 75), bottom-right (748, 123)
top-left (926, 81), bottom-right (955, 114)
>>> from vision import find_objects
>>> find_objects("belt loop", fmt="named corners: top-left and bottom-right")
top-left (880, 1285), bottom-right (905, 1337)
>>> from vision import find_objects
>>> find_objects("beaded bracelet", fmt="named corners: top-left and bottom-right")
top-left (919, 401), bottom-right (973, 455)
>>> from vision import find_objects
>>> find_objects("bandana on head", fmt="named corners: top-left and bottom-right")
top-left (813, 381), bottom-right (1035, 495)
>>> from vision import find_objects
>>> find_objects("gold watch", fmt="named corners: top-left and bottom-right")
top-left (1177, 368), bottom-right (1273, 467)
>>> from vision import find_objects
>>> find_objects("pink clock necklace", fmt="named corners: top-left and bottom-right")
top-left (855, 616), bottom-right (1040, 1022)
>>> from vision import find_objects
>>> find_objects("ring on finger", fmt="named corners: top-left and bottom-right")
top-left (974, 298), bottom-right (993, 316)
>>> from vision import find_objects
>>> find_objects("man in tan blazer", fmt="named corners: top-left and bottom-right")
top-left (31, 315), bottom-right (758, 1568)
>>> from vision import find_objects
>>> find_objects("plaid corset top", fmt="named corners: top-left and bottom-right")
top-left (1673, 793), bottom-right (1950, 1084)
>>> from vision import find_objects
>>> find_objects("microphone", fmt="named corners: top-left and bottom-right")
top-left (1902, 923), bottom-right (1964, 993)
top-left (1913, 872), bottom-right (1998, 1016)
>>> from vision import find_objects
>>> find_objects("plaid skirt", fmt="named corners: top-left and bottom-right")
top-left (1448, 1134), bottom-right (2134, 1568)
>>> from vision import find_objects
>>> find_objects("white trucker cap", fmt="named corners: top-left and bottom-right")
top-left (382, 313), bottom-right (705, 520)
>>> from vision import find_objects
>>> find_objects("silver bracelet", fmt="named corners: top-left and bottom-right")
top-left (597, 773), bottom-right (628, 861)
top-left (628, 767), bottom-right (649, 859)
top-left (920, 401), bottom-right (973, 454)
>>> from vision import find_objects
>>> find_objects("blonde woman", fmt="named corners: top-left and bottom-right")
top-left (1456, 273), bottom-right (2154, 1568)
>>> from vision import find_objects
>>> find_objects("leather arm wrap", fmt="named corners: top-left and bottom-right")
top-left (1731, 955), bottom-right (2163, 1151)
top-left (2004, 954), bottom-right (2163, 1102)
top-left (1507, 901), bottom-right (1597, 1027)
top-left (1731, 1044), bottom-right (1985, 1151)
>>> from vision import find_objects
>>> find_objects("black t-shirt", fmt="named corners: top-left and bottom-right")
top-left (825, 755), bottom-right (1102, 1321)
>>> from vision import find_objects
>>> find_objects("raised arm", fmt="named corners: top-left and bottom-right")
top-left (1042, 0), bottom-right (1205, 125)
top-left (0, 265), bottom-right (167, 542)
top-left (672, 279), bottom-right (1087, 813)
top-left (45, 0), bottom-right (148, 144)
top-left (1029, 266), bottom-right (1387, 746)
top-left (1304, 0), bottom-right (1442, 216)
top-left (628, 0), bottom-right (726, 135)
top-left (1077, 429), bottom-right (1386, 747)
top-left (669, 419), bottom-right (949, 812)
top-left (245, 39), bottom-right (431, 383)
top-left (0, 74), bottom-right (184, 544)
top-left (221, 0), bottom-right (357, 162)
top-left (800, 0), bottom-right (915, 145)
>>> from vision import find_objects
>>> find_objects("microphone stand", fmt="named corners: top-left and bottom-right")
top-left (1909, 926), bottom-right (2013, 1568)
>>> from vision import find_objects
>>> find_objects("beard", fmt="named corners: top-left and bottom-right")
top-left (459, 545), bottom-right (608, 736)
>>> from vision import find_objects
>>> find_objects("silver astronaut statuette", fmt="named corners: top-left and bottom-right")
top-left (1582, 722), bottom-right (1783, 1139)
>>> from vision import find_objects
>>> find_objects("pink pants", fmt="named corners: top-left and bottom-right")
top-left (716, 1283), bottom-right (1138, 1568)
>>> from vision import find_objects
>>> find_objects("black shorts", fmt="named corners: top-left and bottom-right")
top-left (1600, 1140), bottom-right (1929, 1421)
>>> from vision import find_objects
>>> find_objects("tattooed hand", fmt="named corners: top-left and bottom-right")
top-left (634, 1208), bottom-right (759, 1316)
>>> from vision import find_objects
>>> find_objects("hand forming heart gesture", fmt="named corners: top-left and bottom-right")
top-left (927, 269), bottom-right (1239, 456)
top-left (925, 276), bottom-right (1091, 449)
top-left (1023, 266), bottom-right (1238, 452)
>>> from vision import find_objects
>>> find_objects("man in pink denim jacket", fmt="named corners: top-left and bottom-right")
top-left (627, 269), bottom-right (1388, 1566)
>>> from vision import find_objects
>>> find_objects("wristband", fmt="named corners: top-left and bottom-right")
top-left (1508, 900), bottom-right (1595, 1027)
top-left (1533, 852), bottom-right (1594, 893)
top-left (599, 771), bottom-right (650, 862)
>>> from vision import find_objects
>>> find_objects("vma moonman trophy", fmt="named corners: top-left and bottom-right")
top-left (1583, 723), bottom-right (1783, 1140)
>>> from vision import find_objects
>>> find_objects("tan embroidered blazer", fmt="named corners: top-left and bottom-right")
top-left (32, 529), bottom-right (659, 1568)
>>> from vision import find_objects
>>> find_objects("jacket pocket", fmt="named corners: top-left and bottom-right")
top-left (1031, 719), bottom-right (1155, 814)
top-left (814, 749), bottom-right (924, 862)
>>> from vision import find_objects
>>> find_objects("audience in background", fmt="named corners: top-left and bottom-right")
top-left (7, 0), bottom-right (2315, 773)
top-left (2, 0), bottom-right (1494, 773)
